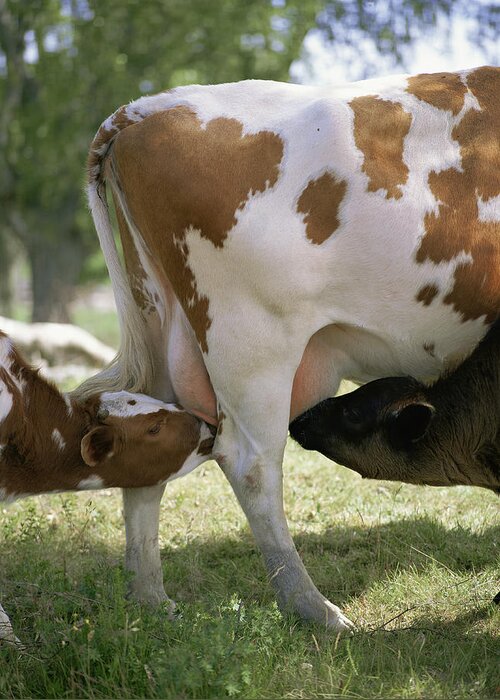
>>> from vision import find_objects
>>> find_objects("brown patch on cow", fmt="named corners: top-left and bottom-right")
top-left (350, 96), bottom-right (412, 199)
top-left (110, 106), bottom-right (284, 352)
top-left (297, 172), bottom-right (347, 244)
top-left (423, 342), bottom-right (436, 358)
top-left (244, 462), bottom-right (263, 493)
top-left (407, 72), bottom-right (467, 115)
top-left (217, 409), bottom-right (226, 436)
top-left (113, 192), bottom-right (156, 314)
top-left (416, 284), bottom-right (439, 306)
top-left (197, 436), bottom-right (214, 456)
top-left (416, 67), bottom-right (500, 323)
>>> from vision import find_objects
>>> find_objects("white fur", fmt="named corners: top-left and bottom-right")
top-left (0, 488), bottom-right (33, 504)
top-left (52, 428), bottom-right (66, 450)
top-left (77, 475), bottom-right (105, 490)
top-left (72, 186), bottom-right (156, 401)
top-left (0, 381), bottom-right (13, 423)
top-left (64, 394), bottom-right (73, 415)
top-left (0, 336), bottom-right (13, 366)
top-left (99, 390), bottom-right (180, 418)
top-left (122, 485), bottom-right (170, 606)
top-left (478, 193), bottom-right (500, 222)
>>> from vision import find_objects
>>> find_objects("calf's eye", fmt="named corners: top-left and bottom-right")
top-left (342, 406), bottom-right (363, 425)
top-left (148, 423), bottom-right (161, 435)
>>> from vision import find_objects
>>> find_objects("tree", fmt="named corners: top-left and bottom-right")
top-left (0, 0), bottom-right (498, 321)
top-left (0, 0), bottom-right (319, 321)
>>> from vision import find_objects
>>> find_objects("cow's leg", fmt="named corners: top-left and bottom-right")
top-left (0, 602), bottom-right (22, 648)
top-left (214, 369), bottom-right (354, 633)
top-left (122, 484), bottom-right (175, 614)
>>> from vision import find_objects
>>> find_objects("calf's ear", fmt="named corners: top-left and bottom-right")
top-left (387, 402), bottom-right (435, 448)
top-left (81, 426), bottom-right (115, 467)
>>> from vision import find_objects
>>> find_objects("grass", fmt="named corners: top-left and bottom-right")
top-left (1, 304), bottom-right (499, 697)
top-left (1, 444), bottom-right (498, 698)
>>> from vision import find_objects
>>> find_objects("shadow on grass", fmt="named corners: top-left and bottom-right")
top-left (0, 515), bottom-right (498, 698)
top-left (1, 514), bottom-right (498, 612)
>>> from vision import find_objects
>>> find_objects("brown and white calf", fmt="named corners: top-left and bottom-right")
top-left (0, 330), bottom-right (214, 645)
top-left (77, 67), bottom-right (499, 632)
top-left (290, 319), bottom-right (500, 493)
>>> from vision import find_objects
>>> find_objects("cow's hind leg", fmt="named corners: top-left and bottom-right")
top-left (214, 368), bottom-right (354, 633)
top-left (122, 485), bottom-right (176, 615)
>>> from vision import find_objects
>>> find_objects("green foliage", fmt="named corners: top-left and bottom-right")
top-left (0, 0), bottom-right (319, 318)
top-left (0, 0), bottom-right (498, 318)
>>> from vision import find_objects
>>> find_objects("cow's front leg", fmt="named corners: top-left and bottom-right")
top-left (122, 484), bottom-right (175, 615)
top-left (0, 602), bottom-right (22, 648)
top-left (216, 393), bottom-right (354, 633)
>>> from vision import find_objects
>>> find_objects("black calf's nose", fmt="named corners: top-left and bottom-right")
top-left (289, 414), bottom-right (308, 443)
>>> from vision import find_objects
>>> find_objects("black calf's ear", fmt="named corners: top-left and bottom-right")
top-left (387, 402), bottom-right (435, 448)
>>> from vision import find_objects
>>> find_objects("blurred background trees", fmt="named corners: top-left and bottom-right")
top-left (0, 0), bottom-right (498, 322)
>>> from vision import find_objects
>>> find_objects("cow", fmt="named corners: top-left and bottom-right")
top-left (74, 66), bottom-right (499, 632)
top-left (0, 330), bottom-right (214, 645)
top-left (289, 319), bottom-right (500, 492)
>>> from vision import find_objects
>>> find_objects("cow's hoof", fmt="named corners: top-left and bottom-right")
top-left (323, 600), bottom-right (355, 634)
top-left (285, 590), bottom-right (355, 633)
top-left (128, 585), bottom-right (169, 606)
top-left (493, 591), bottom-right (500, 605)
top-left (160, 597), bottom-right (178, 621)
top-left (128, 587), bottom-right (177, 618)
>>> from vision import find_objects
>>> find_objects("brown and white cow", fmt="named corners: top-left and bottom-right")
top-left (0, 330), bottom-right (214, 644)
top-left (76, 67), bottom-right (499, 632)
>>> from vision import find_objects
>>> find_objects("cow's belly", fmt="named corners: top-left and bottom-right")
top-left (166, 306), bottom-right (485, 425)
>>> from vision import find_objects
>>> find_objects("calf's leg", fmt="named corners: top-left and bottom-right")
top-left (122, 484), bottom-right (175, 614)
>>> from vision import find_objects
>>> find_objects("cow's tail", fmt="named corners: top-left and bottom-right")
top-left (72, 106), bottom-right (156, 401)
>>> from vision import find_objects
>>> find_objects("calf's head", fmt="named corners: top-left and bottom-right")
top-left (290, 376), bottom-right (500, 491)
top-left (81, 391), bottom-right (215, 488)
top-left (289, 377), bottom-right (449, 486)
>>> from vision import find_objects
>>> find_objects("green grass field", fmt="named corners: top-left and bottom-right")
top-left (1, 306), bottom-right (499, 698)
top-left (1, 444), bottom-right (498, 698)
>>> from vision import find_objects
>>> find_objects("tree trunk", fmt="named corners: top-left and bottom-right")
top-left (0, 230), bottom-right (15, 316)
top-left (26, 226), bottom-right (86, 323)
